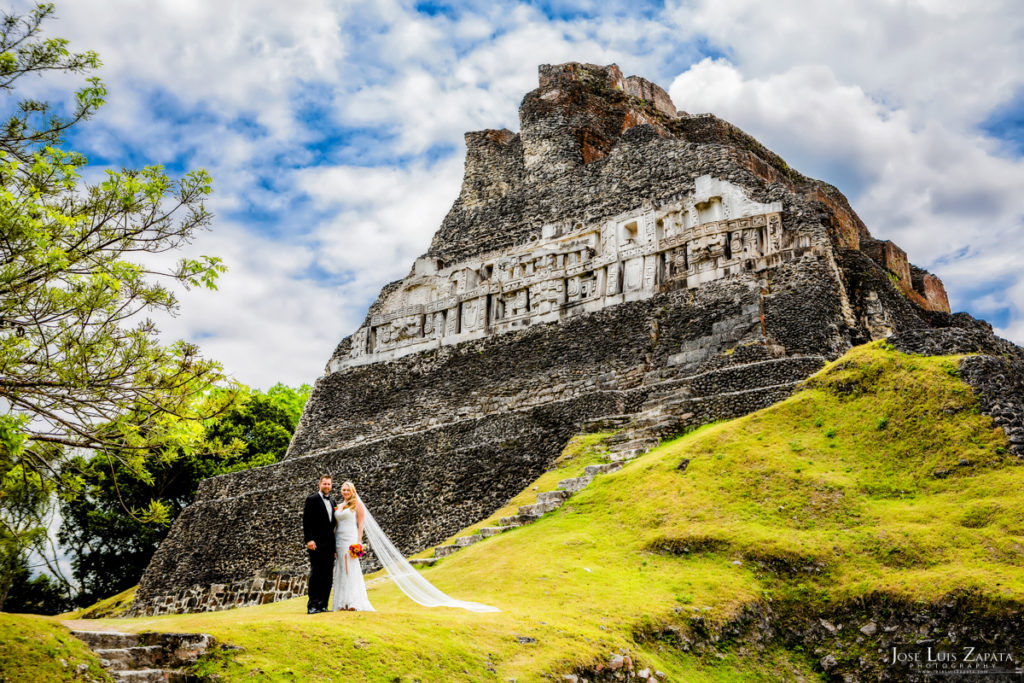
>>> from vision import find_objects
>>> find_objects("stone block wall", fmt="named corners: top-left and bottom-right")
top-left (860, 237), bottom-right (911, 289)
top-left (134, 570), bottom-right (308, 616)
top-left (299, 277), bottom-right (778, 456)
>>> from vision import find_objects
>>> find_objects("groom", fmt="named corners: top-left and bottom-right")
top-left (302, 474), bottom-right (336, 614)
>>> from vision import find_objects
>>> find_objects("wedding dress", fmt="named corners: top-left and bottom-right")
top-left (334, 502), bottom-right (499, 613)
top-left (331, 507), bottom-right (375, 612)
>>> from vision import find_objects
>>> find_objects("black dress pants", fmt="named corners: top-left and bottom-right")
top-left (307, 548), bottom-right (334, 610)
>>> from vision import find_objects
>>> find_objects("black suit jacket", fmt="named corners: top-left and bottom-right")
top-left (303, 492), bottom-right (335, 549)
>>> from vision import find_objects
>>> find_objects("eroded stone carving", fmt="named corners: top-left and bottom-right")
top-left (329, 175), bottom-right (797, 371)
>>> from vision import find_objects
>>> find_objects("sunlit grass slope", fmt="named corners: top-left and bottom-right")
top-left (62, 585), bottom-right (137, 620)
top-left (58, 342), bottom-right (1022, 681)
top-left (0, 613), bottom-right (111, 682)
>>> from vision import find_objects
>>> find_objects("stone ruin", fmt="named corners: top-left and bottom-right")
top-left (133, 62), bottom-right (997, 616)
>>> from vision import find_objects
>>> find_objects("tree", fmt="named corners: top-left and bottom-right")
top-left (0, 4), bottom-right (230, 608)
top-left (0, 443), bottom-right (59, 608)
top-left (1, 551), bottom-right (70, 614)
top-left (56, 385), bottom-right (311, 607)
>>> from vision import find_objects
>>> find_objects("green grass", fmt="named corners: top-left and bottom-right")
top-left (0, 613), bottom-right (111, 682)
top-left (413, 430), bottom-right (613, 552)
top-left (16, 341), bottom-right (1022, 681)
top-left (63, 585), bottom-right (136, 620)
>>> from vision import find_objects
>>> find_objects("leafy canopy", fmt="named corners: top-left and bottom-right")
top-left (58, 384), bottom-right (311, 609)
top-left (0, 3), bottom-right (232, 608)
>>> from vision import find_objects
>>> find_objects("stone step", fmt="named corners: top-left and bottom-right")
top-left (657, 381), bottom-right (803, 417)
top-left (71, 631), bottom-right (140, 650)
top-left (625, 408), bottom-right (674, 426)
top-left (609, 437), bottom-right (660, 455)
top-left (624, 425), bottom-right (678, 441)
top-left (649, 416), bottom-right (684, 431)
top-left (610, 449), bottom-right (646, 462)
top-left (137, 633), bottom-right (214, 667)
top-left (517, 500), bottom-right (563, 516)
top-left (603, 431), bottom-right (633, 446)
top-left (557, 475), bottom-right (593, 493)
top-left (73, 630), bottom-right (213, 683)
top-left (654, 394), bottom-right (700, 412)
top-left (584, 462), bottom-right (623, 477)
top-left (535, 490), bottom-right (570, 504)
top-left (580, 414), bottom-right (633, 432)
top-left (642, 383), bottom-right (692, 409)
top-left (510, 512), bottom-right (543, 526)
top-left (112, 669), bottom-right (185, 683)
top-left (95, 645), bottom-right (163, 671)
top-left (640, 356), bottom-right (825, 409)
top-left (421, 457), bottom-right (630, 563)
top-left (409, 557), bottom-right (437, 567)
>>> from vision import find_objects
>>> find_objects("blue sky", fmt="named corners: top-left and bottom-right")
top-left (19, 0), bottom-right (1024, 388)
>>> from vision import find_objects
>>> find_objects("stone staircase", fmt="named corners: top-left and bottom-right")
top-left (591, 354), bottom-right (828, 453)
top-left (70, 630), bottom-right (216, 682)
top-left (411, 461), bottom-right (625, 566)
top-left (408, 353), bottom-right (827, 567)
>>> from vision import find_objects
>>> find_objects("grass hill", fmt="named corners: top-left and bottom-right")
top-left (7, 341), bottom-right (1023, 681)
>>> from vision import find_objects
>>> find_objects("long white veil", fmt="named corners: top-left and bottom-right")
top-left (362, 505), bottom-right (500, 613)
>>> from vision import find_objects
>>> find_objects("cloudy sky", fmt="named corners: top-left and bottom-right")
top-left (20, 0), bottom-right (1024, 389)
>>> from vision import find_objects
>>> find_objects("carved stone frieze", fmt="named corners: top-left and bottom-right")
top-left (329, 175), bottom-right (799, 371)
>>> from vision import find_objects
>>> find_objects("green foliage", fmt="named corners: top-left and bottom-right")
top-left (57, 385), bottom-right (310, 607)
top-left (0, 4), bottom-right (231, 609)
top-left (203, 384), bottom-right (311, 475)
top-left (0, 552), bottom-right (70, 615)
top-left (0, 437), bottom-right (58, 609)
top-left (263, 383), bottom-right (312, 431)
top-left (0, 4), bottom-right (104, 159)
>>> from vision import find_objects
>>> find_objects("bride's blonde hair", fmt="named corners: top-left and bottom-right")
top-left (339, 480), bottom-right (359, 510)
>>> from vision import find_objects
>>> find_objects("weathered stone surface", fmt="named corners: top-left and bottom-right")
top-left (328, 173), bottom-right (790, 371)
top-left (132, 62), bottom-right (991, 616)
top-left (71, 631), bottom-right (215, 682)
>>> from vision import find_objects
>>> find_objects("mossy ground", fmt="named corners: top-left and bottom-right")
top-left (63, 585), bottom-right (137, 620)
top-left (0, 613), bottom-right (111, 682)
top-left (10, 342), bottom-right (1022, 681)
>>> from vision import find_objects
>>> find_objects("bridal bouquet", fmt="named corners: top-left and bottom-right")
top-left (348, 543), bottom-right (365, 559)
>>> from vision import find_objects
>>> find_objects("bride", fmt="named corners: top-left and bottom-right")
top-left (331, 481), bottom-right (375, 611)
top-left (331, 480), bottom-right (498, 613)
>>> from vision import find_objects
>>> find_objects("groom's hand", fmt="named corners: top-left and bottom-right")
top-left (307, 540), bottom-right (316, 550)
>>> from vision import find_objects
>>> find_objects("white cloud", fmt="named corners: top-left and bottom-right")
top-left (149, 221), bottom-right (347, 390)
top-left (333, 5), bottom-right (683, 154)
top-left (674, 0), bottom-right (1024, 127)
top-left (669, 61), bottom-right (1024, 333)
top-left (297, 156), bottom-right (464, 281)
top-left (53, 0), bottom-right (348, 142)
